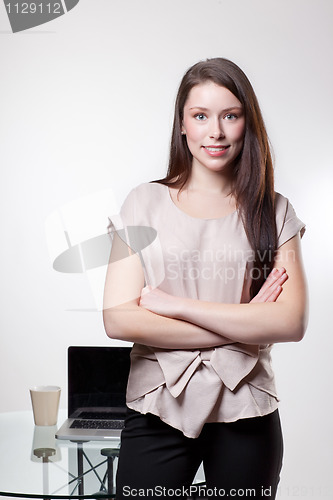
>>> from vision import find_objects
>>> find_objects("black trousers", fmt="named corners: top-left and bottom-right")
top-left (116, 408), bottom-right (283, 499)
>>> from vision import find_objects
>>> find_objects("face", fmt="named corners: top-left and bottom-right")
top-left (182, 82), bottom-right (245, 175)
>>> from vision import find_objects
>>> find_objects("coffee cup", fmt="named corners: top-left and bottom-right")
top-left (30, 386), bottom-right (61, 426)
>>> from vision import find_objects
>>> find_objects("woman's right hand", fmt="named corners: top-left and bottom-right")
top-left (250, 268), bottom-right (288, 304)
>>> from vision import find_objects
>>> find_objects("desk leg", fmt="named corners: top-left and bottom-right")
top-left (101, 448), bottom-right (119, 499)
top-left (76, 442), bottom-right (84, 496)
top-left (33, 448), bottom-right (56, 500)
top-left (107, 456), bottom-right (114, 497)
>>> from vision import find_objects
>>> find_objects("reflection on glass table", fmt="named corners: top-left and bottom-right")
top-left (0, 409), bottom-right (119, 499)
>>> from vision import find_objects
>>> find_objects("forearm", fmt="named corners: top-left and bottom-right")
top-left (103, 301), bottom-right (232, 349)
top-left (177, 298), bottom-right (306, 344)
top-left (140, 235), bottom-right (308, 345)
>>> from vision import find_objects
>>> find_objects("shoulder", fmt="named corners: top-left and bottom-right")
top-left (274, 192), bottom-right (306, 247)
top-left (274, 192), bottom-right (289, 220)
top-left (125, 182), bottom-right (167, 202)
top-left (274, 191), bottom-right (300, 223)
top-left (274, 191), bottom-right (287, 207)
top-left (119, 182), bottom-right (168, 223)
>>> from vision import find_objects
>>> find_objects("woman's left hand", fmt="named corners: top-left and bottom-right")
top-left (139, 286), bottom-right (182, 318)
top-left (250, 267), bottom-right (288, 304)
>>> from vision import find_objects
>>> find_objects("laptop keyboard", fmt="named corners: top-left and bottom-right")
top-left (70, 419), bottom-right (125, 430)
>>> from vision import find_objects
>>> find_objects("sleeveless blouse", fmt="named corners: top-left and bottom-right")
top-left (109, 182), bottom-right (305, 438)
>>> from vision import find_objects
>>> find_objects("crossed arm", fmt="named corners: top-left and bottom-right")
top-left (103, 231), bottom-right (308, 348)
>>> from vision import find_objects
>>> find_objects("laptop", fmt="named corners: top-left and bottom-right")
top-left (56, 346), bottom-right (131, 441)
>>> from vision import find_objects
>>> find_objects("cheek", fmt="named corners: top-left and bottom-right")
top-left (183, 119), bottom-right (204, 142)
top-left (232, 120), bottom-right (245, 142)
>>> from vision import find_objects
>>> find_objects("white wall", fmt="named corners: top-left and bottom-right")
top-left (1, 0), bottom-right (332, 497)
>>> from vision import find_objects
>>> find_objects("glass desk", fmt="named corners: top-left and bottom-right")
top-left (0, 410), bottom-right (119, 499)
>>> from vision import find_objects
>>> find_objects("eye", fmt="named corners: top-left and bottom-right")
top-left (224, 113), bottom-right (238, 120)
top-left (194, 113), bottom-right (207, 121)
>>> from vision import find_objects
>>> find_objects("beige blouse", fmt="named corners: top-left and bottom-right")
top-left (110, 182), bottom-right (305, 438)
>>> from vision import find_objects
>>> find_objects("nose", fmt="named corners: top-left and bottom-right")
top-left (209, 118), bottom-right (224, 139)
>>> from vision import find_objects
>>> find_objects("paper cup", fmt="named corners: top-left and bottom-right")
top-left (30, 386), bottom-right (61, 426)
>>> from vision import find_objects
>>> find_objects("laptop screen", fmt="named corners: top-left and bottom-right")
top-left (68, 346), bottom-right (131, 417)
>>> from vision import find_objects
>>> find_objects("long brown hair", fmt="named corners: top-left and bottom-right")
top-left (155, 58), bottom-right (277, 298)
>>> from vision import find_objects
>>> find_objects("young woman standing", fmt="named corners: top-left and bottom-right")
top-left (103, 58), bottom-right (308, 499)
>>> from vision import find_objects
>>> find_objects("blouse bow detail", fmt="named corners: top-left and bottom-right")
top-left (127, 343), bottom-right (260, 401)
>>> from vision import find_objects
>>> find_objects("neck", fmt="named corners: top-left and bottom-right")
top-left (186, 160), bottom-right (234, 195)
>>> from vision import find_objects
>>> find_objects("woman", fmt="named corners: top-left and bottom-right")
top-left (103, 58), bottom-right (308, 499)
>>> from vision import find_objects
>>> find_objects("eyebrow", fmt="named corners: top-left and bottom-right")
top-left (188, 106), bottom-right (243, 112)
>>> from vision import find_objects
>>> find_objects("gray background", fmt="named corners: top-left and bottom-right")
top-left (1, 0), bottom-right (332, 497)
